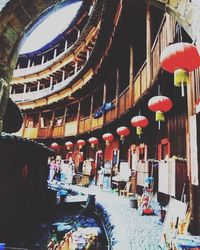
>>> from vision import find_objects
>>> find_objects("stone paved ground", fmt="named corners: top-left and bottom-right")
top-left (69, 185), bottom-right (163, 250)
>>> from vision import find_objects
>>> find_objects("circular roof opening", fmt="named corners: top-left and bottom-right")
top-left (20, 0), bottom-right (83, 54)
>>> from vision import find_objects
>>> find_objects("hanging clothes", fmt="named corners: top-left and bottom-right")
top-left (74, 151), bottom-right (84, 173)
top-left (96, 150), bottom-right (103, 170)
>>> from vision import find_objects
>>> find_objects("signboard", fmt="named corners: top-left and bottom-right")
top-left (160, 198), bottom-right (188, 249)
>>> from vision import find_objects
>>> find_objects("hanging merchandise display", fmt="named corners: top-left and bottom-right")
top-left (131, 115), bottom-right (149, 138)
top-left (77, 139), bottom-right (86, 149)
top-left (148, 95), bottom-right (173, 129)
top-left (65, 141), bottom-right (73, 150)
top-left (88, 137), bottom-right (99, 148)
top-left (160, 42), bottom-right (200, 96)
top-left (102, 133), bottom-right (114, 146)
top-left (116, 126), bottom-right (130, 142)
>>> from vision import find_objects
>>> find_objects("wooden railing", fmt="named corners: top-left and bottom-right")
top-left (151, 15), bottom-right (176, 81)
top-left (119, 87), bottom-right (132, 115)
top-left (38, 127), bottom-right (52, 138)
top-left (133, 61), bottom-right (147, 103)
top-left (23, 127), bottom-right (38, 139)
top-left (79, 117), bottom-right (91, 134)
top-left (65, 121), bottom-right (78, 136)
top-left (52, 125), bottom-right (64, 138)
top-left (132, 14), bottom-right (176, 104)
top-left (105, 100), bottom-right (117, 124)
top-left (13, 45), bottom-right (74, 78)
top-left (11, 71), bottom-right (79, 103)
top-left (91, 116), bottom-right (103, 130)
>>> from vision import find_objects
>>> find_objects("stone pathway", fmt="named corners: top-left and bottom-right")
top-left (69, 185), bottom-right (163, 250)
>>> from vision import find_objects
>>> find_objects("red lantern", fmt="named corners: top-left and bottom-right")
top-left (77, 139), bottom-right (86, 149)
top-left (102, 133), bottom-right (114, 146)
top-left (160, 42), bottom-right (200, 96)
top-left (50, 142), bottom-right (59, 150)
top-left (131, 115), bottom-right (149, 137)
top-left (116, 126), bottom-right (130, 142)
top-left (88, 137), bottom-right (99, 148)
top-left (65, 141), bottom-right (73, 150)
top-left (148, 95), bottom-right (173, 129)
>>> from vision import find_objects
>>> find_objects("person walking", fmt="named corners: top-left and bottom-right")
top-left (98, 165), bottom-right (104, 190)
top-left (49, 159), bottom-right (57, 182)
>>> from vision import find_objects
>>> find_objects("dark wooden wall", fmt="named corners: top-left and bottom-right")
top-left (0, 135), bottom-right (53, 242)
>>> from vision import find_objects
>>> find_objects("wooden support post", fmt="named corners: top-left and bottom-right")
top-left (75, 61), bottom-right (78, 74)
top-left (186, 73), bottom-right (198, 232)
top-left (38, 111), bottom-right (42, 130)
top-left (41, 55), bottom-right (45, 64)
top-left (63, 105), bottom-right (68, 136)
top-left (129, 46), bottom-right (134, 106)
top-left (37, 81), bottom-right (40, 91)
top-left (50, 110), bottom-right (55, 137)
top-left (146, 1), bottom-right (152, 86)
top-left (22, 84), bottom-right (27, 101)
top-left (115, 68), bottom-right (120, 118)
top-left (54, 49), bottom-right (57, 59)
top-left (86, 50), bottom-right (90, 61)
top-left (77, 101), bottom-right (81, 135)
top-left (65, 40), bottom-right (68, 51)
top-left (90, 94), bottom-right (94, 130)
top-left (27, 59), bottom-right (31, 68)
top-left (77, 29), bottom-right (80, 39)
top-left (50, 77), bottom-right (53, 89)
top-left (103, 83), bottom-right (107, 124)
top-left (62, 70), bottom-right (65, 81)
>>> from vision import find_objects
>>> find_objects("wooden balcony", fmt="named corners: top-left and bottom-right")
top-left (20, 15), bottom-right (177, 140)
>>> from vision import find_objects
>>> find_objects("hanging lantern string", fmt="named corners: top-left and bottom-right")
top-left (175, 23), bottom-right (182, 42)
top-left (181, 81), bottom-right (185, 97)
top-left (158, 120), bottom-right (161, 130)
top-left (158, 85), bottom-right (161, 95)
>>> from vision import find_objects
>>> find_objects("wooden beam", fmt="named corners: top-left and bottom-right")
top-left (129, 46), bottom-right (134, 107)
top-left (115, 68), bottom-right (120, 118)
top-left (146, 1), bottom-right (152, 85)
